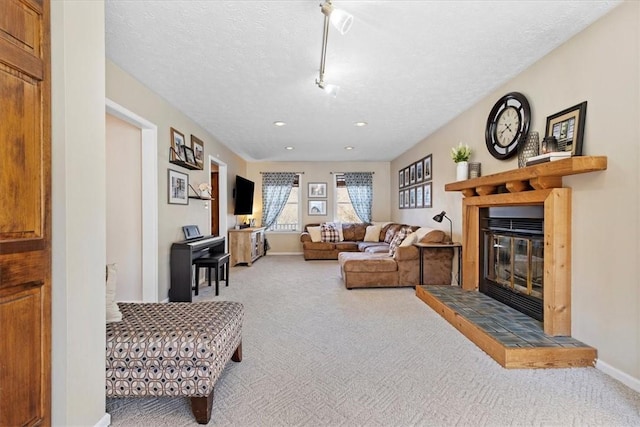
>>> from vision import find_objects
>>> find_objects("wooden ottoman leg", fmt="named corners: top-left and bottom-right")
top-left (190, 391), bottom-right (214, 425)
top-left (232, 340), bottom-right (242, 362)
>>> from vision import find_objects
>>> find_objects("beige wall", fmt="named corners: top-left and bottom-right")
top-left (51, 1), bottom-right (107, 425)
top-left (106, 61), bottom-right (248, 300)
top-left (106, 114), bottom-right (142, 301)
top-left (246, 161), bottom-right (391, 253)
top-left (392, 1), bottom-right (639, 384)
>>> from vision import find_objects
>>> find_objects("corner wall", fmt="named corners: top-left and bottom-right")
top-left (246, 161), bottom-right (391, 253)
top-left (51, 1), bottom-right (108, 425)
top-left (392, 1), bottom-right (639, 386)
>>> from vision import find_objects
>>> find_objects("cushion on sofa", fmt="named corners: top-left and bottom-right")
top-left (326, 222), bottom-right (345, 241)
top-left (339, 252), bottom-right (397, 272)
top-left (307, 226), bottom-right (322, 242)
top-left (399, 231), bottom-right (418, 247)
top-left (358, 241), bottom-right (388, 251)
top-left (419, 229), bottom-right (446, 243)
top-left (321, 223), bottom-right (340, 242)
top-left (384, 224), bottom-right (403, 243)
top-left (342, 223), bottom-right (366, 241)
top-left (364, 225), bottom-right (381, 242)
top-left (365, 245), bottom-right (390, 254)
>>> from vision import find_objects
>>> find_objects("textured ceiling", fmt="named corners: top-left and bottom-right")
top-left (105, 0), bottom-right (620, 162)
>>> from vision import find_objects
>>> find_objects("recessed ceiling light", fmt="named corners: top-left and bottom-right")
top-left (354, 121), bottom-right (368, 127)
top-left (285, 146), bottom-right (295, 150)
top-left (344, 146), bottom-right (354, 150)
top-left (273, 121), bottom-right (287, 127)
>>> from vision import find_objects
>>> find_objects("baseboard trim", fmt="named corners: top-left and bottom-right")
top-left (95, 413), bottom-right (111, 427)
top-left (596, 359), bottom-right (640, 393)
top-left (265, 252), bottom-right (303, 256)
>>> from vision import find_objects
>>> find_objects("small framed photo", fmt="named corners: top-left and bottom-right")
top-left (168, 169), bottom-right (189, 205)
top-left (423, 155), bottom-right (432, 181)
top-left (404, 168), bottom-right (409, 186)
top-left (409, 164), bottom-right (416, 185)
top-left (399, 170), bottom-right (404, 188)
top-left (191, 135), bottom-right (204, 169)
top-left (409, 187), bottom-right (416, 208)
top-left (545, 101), bottom-right (587, 156)
top-left (308, 200), bottom-right (327, 215)
top-left (423, 182), bottom-right (432, 208)
top-left (416, 185), bottom-right (423, 207)
top-left (399, 190), bottom-right (404, 208)
top-left (404, 190), bottom-right (409, 208)
top-left (170, 127), bottom-right (186, 161)
top-left (416, 161), bottom-right (423, 183)
top-left (308, 182), bottom-right (327, 198)
top-left (182, 145), bottom-right (197, 166)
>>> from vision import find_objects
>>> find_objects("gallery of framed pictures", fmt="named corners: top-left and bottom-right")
top-left (169, 127), bottom-right (205, 171)
top-left (399, 182), bottom-right (432, 209)
top-left (399, 154), bottom-right (432, 209)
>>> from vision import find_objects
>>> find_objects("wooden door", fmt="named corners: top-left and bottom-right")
top-left (0, 0), bottom-right (51, 425)
top-left (210, 171), bottom-right (219, 236)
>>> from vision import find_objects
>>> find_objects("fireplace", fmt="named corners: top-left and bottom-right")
top-left (480, 206), bottom-right (544, 321)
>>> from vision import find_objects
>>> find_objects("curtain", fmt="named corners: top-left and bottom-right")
top-left (344, 172), bottom-right (373, 223)
top-left (261, 172), bottom-right (297, 230)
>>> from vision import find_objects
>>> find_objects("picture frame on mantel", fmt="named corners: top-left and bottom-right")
top-left (545, 101), bottom-right (587, 156)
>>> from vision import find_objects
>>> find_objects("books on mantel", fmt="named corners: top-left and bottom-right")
top-left (525, 151), bottom-right (572, 166)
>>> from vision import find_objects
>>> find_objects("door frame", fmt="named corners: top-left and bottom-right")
top-left (208, 155), bottom-right (227, 248)
top-left (105, 98), bottom-right (158, 302)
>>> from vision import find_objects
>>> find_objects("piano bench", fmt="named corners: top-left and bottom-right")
top-left (194, 253), bottom-right (230, 296)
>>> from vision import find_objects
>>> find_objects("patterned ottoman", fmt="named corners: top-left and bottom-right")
top-left (106, 301), bottom-right (244, 424)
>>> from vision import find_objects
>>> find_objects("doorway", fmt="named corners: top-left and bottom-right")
top-left (211, 166), bottom-right (219, 236)
top-left (209, 156), bottom-right (228, 245)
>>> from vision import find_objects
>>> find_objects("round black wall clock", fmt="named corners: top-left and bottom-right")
top-left (485, 92), bottom-right (531, 160)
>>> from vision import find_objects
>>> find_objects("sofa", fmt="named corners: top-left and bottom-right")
top-left (300, 222), bottom-right (453, 288)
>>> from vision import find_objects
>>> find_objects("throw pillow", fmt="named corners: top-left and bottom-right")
top-left (327, 222), bottom-right (344, 241)
top-left (320, 223), bottom-right (340, 242)
top-left (399, 231), bottom-right (417, 247)
top-left (388, 226), bottom-right (412, 257)
top-left (307, 226), bottom-right (322, 243)
top-left (106, 263), bottom-right (123, 323)
top-left (364, 225), bottom-right (381, 242)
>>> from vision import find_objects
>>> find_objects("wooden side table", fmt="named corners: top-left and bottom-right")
top-left (414, 242), bottom-right (462, 285)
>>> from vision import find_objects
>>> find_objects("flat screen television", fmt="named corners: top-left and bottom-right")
top-left (234, 175), bottom-right (255, 215)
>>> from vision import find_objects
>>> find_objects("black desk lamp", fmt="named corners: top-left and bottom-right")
top-left (432, 211), bottom-right (453, 243)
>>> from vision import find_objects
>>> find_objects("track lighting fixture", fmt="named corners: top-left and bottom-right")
top-left (316, 0), bottom-right (353, 96)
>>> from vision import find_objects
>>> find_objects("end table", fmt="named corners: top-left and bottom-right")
top-left (413, 242), bottom-right (462, 286)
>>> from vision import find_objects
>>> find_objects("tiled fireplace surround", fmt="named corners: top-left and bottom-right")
top-left (417, 156), bottom-right (607, 368)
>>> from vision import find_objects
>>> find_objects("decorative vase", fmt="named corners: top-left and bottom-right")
top-left (456, 161), bottom-right (469, 181)
top-left (200, 190), bottom-right (209, 198)
top-left (518, 131), bottom-right (539, 167)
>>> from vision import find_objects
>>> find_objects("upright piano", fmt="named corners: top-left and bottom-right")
top-left (170, 235), bottom-right (225, 302)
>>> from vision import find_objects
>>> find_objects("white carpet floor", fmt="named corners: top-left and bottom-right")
top-left (106, 255), bottom-right (640, 426)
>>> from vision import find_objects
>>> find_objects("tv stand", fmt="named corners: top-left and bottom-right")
top-left (228, 227), bottom-right (265, 266)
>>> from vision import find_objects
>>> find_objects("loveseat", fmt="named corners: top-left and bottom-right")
top-left (300, 222), bottom-right (453, 288)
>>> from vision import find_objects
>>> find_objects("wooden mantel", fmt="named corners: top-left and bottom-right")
top-left (445, 155), bottom-right (607, 337)
top-left (445, 156), bottom-right (607, 197)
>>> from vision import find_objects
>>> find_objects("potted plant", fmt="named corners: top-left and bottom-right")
top-left (451, 142), bottom-right (471, 181)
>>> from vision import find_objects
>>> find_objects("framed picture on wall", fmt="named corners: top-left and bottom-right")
top-left (182, 145), bottom-right (197, 166)
top-left (399, 170), bottom-right (404, 188)
top-left (404, 168), bottom-right (409, 186)
top-left (423, 182), bottom-right (432, 208)
top-left (416, 185), bottom-right (423, 208)
top-left (409, 164), bottom-right (416, 185)
top-left (308, 182), bottom-right (327, 198)
top-left (409, 187), bottom-right (416, 208)
top-left (170, 127), bottom-right (186, 161)
top-left (404, 190), bottom-right (409, 208)
top-left (168, 169), bottom-right (189, 205)
top-left (424, 154), bottom-right (432, 181)
top-left (416, 161), bottom-right (423, 183)
top-left (399, 190), bottom-right (404, 208)
top-left (191, 134), bottom-right (204, 169)
top-left (308, 200), bottom-right (327, 215)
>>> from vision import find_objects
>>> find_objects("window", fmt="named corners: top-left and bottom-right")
top-left (267, 174), bottom-right (300, 231)
top-left (334, 174), bottom-right (360, 223)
